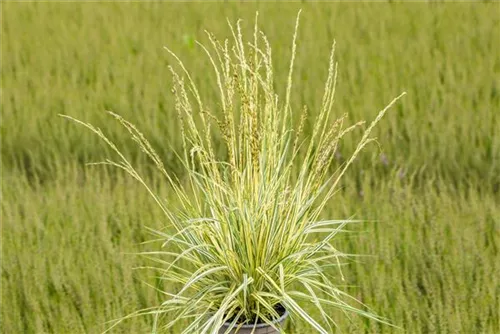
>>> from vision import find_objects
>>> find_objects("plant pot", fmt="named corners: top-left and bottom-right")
top-left (218, 308), bottom-right (289, 334)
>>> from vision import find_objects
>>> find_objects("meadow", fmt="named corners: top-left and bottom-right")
top-left (2, 2), bottom-right (499, 333)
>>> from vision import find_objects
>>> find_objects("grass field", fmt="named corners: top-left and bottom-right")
top-left (2, 2), bottom-right (500, 333)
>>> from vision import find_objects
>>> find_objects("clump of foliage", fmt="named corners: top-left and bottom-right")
top-left (63, 11), bottom-right (404, 333)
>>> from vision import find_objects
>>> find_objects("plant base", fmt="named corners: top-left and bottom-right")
top-left (218, 307), bottom-right (289, 334)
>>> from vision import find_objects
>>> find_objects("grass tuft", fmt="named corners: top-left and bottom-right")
top-left (62, 12), bottom-right (405, 333)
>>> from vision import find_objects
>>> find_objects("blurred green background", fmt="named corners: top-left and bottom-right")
top-left (2, 2), bottom-right (499, 333)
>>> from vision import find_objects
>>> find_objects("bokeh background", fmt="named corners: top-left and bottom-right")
top-left (2, 2), bottom-right (499, 333)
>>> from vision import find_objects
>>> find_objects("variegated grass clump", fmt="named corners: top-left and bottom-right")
top-left (63, 11), bottom-right (405, 334)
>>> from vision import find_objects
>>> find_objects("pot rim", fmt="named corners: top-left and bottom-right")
top-left (221, 309), bottom-right (289, 329)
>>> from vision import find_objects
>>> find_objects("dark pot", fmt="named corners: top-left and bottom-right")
top-left (218, 308), bottom-right (289, 334)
